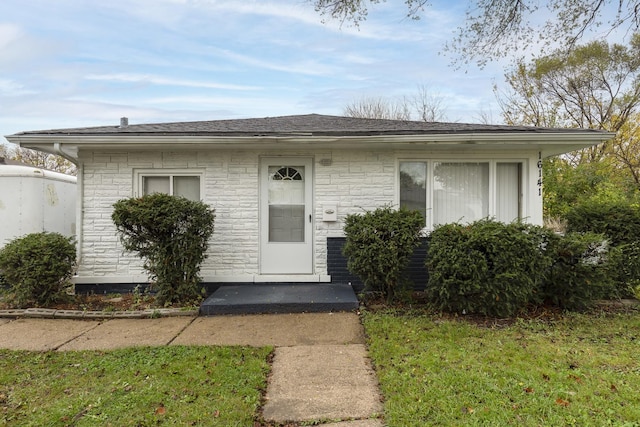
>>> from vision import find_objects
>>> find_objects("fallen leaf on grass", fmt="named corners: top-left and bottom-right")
top-left (155, 404), bottom-right (166, 415)
top-left (569, 375), bottom-right (582, 384)
top-left (611, 384), bottom-right (618, 393)
top-left (523, 387), bottom-right (534, 393)
top-left (461, 406), bottom-right (475, 414)
top-left (555, 398), bottom-right (570, 407)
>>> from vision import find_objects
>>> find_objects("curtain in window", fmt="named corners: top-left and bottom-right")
top-left (433, 162), bottom-right (489, 225)
top-left (143, 176), bottom-right (170, 195)
top-left (496, 163), bottom-right (521, 223)
top-left (142, 175), bottom-right (200, 201)
top-left (173, 176), bottom-right (200, 201)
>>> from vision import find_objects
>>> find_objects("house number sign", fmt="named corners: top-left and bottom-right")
top-left (537, 152), bottom-right (543, 196)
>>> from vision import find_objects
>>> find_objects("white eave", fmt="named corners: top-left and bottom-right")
top-left (5, 131), bottom-right (615, 162)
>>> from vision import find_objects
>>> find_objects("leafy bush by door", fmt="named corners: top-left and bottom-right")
top-left (112, 193), bottom-right (215, 305)
top-left (342, 206), bottom-right (424, 302)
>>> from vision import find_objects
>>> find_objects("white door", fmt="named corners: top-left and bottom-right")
top-left (260, 157), bottom-right (313, 274)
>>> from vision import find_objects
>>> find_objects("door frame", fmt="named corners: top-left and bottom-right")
top-left (259, 156), bottom-right (314, 275)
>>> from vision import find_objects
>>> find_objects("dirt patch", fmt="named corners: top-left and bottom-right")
top-left (0, 292), bottom-right (165, 311)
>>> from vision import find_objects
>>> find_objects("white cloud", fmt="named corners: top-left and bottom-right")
top-left (0, 23), bottom-right (22, 49)
top-left (0, 78), bottom-right (34, 95)
top-left (84, 73), bottom-right (261, 91)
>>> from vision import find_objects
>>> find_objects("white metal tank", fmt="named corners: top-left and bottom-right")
top-left (0, 163), bottom-right (76, 248)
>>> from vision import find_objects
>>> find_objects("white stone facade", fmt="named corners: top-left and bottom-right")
top-left (74, 148), bottom-right (542, 285)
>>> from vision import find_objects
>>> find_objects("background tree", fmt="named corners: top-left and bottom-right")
top-left (312, 0), bottom-right (640, 67)
top-left (495, 36), bottom-right (640, 217)
top-left (344, 85), bottom-right (448, 121)
top-left (344, 96), bottom-right (412, 120)
top-left (0, 143), bottom-right (76, 175)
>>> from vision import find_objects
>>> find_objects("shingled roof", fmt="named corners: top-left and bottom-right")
top-left (10, 114), bottom-right (607, 137)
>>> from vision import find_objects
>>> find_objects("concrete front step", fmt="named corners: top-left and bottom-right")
top-left (199, 283), bottom-right (359, 315)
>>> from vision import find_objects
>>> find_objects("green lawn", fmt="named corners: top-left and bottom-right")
top-left (0, 346), bottom-right (272, 426)
top-left (363, 308), bottom-right (640, 426)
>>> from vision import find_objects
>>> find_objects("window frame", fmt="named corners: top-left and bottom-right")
top-left (133, 169), bottom-right (205, 201)
top-left (397, 158), bottom-right (527, 230)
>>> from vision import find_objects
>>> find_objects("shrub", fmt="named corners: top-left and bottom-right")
top-left (565, 201), bottom-right (640, 246)
top-left (425, 220), bottom-right (553, 317)
top-left (0, 232), bottom-right (76, 307)
top-left (542, 232), bottom-right (613, 310)
top-left (603, 242), bottom-right (640, 298)
top-left (565, 201), bottom-right (640, 297)
top-left (112, 194), bottom-right (215, 306)
top-left (342, 206), bottom-right (424, 302)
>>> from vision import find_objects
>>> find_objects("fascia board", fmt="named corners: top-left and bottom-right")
top-left (6, 131), bottom-right (615, 155)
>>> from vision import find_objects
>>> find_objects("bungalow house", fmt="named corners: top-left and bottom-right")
top-left (5, 114), bottom-right (614, 293)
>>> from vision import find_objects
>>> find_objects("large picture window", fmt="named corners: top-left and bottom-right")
top-left (400, 160), bottom-right (523, 228)
top-left (135, 170), bottom-right (203, 201)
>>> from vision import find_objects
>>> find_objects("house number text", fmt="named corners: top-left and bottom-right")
top-left (537, 152), bottom-right (543, 196)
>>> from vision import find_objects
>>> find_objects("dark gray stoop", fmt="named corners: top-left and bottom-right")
top-left (199, 283), bottom-right (359, 315)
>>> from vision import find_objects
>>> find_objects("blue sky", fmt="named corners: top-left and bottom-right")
top-left (1, 0), bottom-right (515, 146)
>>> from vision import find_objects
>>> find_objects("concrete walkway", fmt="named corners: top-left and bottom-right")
top-left (0, 312), bottom-right (384, 426)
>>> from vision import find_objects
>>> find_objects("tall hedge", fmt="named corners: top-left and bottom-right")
top-left (542, 231), bottom-right (613, 310)
top-left (565, 201), bottom-right (640, 297)
top-left (342, 206), bottom-right (424, 302)
top-left (565, 201), bottom-right (640, 246)
top-left (112, 193), bottom-right (215, 305)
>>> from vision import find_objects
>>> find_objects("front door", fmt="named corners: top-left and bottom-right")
top-left (260, 157), bottom-right (313, 274)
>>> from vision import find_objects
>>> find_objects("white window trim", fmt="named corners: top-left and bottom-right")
top-left (396, 158), bottom-right (529, 230)
top-left (133, 168), bottom-right (205, 200)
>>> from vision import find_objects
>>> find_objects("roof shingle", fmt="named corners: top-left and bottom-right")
top-left (10, 114), bottom-right (606, 137)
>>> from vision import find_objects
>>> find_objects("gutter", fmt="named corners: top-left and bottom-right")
top-left (53, 142), bottom-right (78, 165)
top-left (52, 142), bottom-right (83, 267)
top-left (6, 131), bottom-right (616, 148)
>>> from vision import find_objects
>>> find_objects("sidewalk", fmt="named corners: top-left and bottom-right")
top-left (0, 312), bottom-right (384, 426)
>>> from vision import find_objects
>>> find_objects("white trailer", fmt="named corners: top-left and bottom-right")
top-left (0, 164), bottom-right (76, 248)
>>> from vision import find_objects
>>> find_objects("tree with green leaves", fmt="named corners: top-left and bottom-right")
top-left (495, 35), bottom-right (640, 217)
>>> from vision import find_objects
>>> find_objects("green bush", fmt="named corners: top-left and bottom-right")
top-left (342, 206), bottom-right (424, 302)
top-left (0, 232), bottom-right (76, 307)
top-left (605, 242), bottom-right (640, 298)
top-left (542, 232), bottom-right (613, 310)
top-left (425, 220), bottom-right (553, 317)
top-left (565, 201), bottom-right (640, 246)
top-left (112, 194), bottom-right (215, 306)
top-left (565, 201), bottom-right (640, 297)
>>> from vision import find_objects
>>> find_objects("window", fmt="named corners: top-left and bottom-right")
top-left (400, 160), bottom-right (523, 228)
top-left (268, 166), bottom-right (305, 242)
top-left (496, 163), bottom-right (522, 223)
top-left (135, 170), bottom-right (203, 201)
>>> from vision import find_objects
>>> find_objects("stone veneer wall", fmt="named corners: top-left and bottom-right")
top-left (76, 148), bottom-right (396, 282)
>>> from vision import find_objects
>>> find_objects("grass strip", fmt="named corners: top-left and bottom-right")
top-left (0, 345), bottom-right (272, 426)
top-left (363, 309), bottom-right (640, 426)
